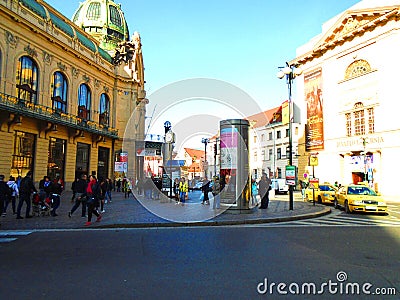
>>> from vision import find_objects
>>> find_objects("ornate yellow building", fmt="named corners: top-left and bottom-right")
top-left (291, 0), bottom-right (400, 197)
top-left (0, 0), bottom-right (147, 188)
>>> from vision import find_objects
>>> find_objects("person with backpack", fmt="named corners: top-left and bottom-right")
top-left (85, 175), bottom-right (102, 226)
top-left (0, 175), bottom-right (11, 223)
top-left (3, 176), bottom-right (19, 216)
top-left (16, 171), bottom-right (37, 219)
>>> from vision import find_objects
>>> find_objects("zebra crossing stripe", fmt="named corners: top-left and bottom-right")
top-left (0, 231), bottom-right (32, 243)
top-left (334, 216), bottom-right (400, 226)
top-left (0, 231), bottom-right (32, 237)
top-left (0, 238), bottom-right (18, 243)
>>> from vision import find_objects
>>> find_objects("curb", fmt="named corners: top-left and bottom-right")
top-left (95, 206), bottom-right (332, 229)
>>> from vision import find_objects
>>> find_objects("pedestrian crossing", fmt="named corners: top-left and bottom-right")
top-left (0, 231), bottom-right (32, 243)
top-left (256, 209), bottom-right (400, 227)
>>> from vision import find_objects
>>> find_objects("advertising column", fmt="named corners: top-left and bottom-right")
top-left (219, 119), bottom-right (250, 211)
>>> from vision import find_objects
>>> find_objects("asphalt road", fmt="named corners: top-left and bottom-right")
top-left (1, 221), bottom-right (399, 299)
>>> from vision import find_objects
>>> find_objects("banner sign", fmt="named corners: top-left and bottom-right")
top-left (304, 68), bottom-right (324, 151)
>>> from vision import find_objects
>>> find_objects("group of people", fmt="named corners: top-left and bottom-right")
top-left (69, 175), bottom-right (114, 226)
top-left (0, 171), bottom-right (64, 220)
top-left (251, 173), bottom-right (272, 209)
top-left (0, 171), bottom-right (116, 227)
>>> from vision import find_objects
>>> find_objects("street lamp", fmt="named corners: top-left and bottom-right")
top-left (361, 137), bottom-right (368, 182)
top-left (277, 63), bottom-right (303, 210)
top-left (201, 138), bottom-right (209, 178)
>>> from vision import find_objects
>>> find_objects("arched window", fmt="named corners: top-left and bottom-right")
top-left (78, 83), bottom-right (91, 120)
top-left (51, 71), bottom-right (68, 113)
top-left (16, 56), bottom-right (39, 103)
top-left (99, 93), bottom-right (110, 126)
top-left (344, 59), bottom-right (372, 80)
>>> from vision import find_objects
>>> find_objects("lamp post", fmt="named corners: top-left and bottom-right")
top-left (361, 137), bottom-right (368, 182)
top-left (277, 63), bottom-right (303, 211)
top-left (201, 138), bottom-right (209, 178)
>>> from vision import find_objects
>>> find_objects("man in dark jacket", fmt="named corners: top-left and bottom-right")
top-left (68, 174), bottom-right (88, 218)
top-left (16, 171), bottom-right (37, 219)
top-left (0, 174), bottom-right (11, 225)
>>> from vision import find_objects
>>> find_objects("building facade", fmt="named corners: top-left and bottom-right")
top-left (0, 0), bottom-right (147, 188)
top-left (291, 0), bottom-right (400, 197)
top-left (247, 106), bottom-right (300, 181)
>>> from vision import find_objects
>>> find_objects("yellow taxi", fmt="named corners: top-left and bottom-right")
top-left (304, 183), bottom-right (338, 204)
top-left (333, 184), bottom-right (388, 214)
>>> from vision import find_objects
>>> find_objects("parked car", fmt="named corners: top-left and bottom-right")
top-left (270, 179), bottom-right (289, 194)
top-left (334, 184), bottom-right (388, 214)
top-left (305, 183), bottom-right (337, 204)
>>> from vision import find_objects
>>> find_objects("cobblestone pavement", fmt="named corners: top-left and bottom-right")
top-left (0, 190), bottom-right (331, 230)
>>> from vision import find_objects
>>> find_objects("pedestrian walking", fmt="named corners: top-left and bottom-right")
top-left (0, 175), bottom-right (11, 222)
top-left (68, 174), bottom-right (88, 218)
top-left (16, 171), bottom-right (37, 219)
top-left (84, 175), bottom-right (102, 226)
top-left (212, 176), bottom-right (221, 209)
top-left (99, 177), bottom-right (107, 213)
top-left (173, 178), bottom-right (180, 204)
top-left (201, 177), bottom-right (210, 205)
top-left (179, 177), bottom-right (188, 206)
top-left (258, 173), bottom-right (271, 209)
top-left (143, 177), bottom-right (153, 199)
top-left (3, 176), bottom-right (18, 216)
top-left (105, 178), bottom-right (113, 203)
top-left (49, 177), bottom-right (63, 216)
top-left (251, 179), bottom-right (259, 207)
top-left (71, 178), bottom-right (79, 203)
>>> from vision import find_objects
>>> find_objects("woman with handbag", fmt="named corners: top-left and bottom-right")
top-left (85, 175), bottom-right (102, 226)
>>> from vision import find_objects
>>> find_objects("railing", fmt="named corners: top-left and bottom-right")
top-left (0, 92), bottom-right (119, 138)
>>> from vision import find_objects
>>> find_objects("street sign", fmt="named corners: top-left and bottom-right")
top-left (309, 178), bottom-right (319, 189)
top-left (285, 165), bottom-right (297, 186)
top-left (309, 155), bottom-right (319, 166)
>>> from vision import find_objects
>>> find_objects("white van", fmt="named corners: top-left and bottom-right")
top-left (270, 179), bottom-right (289, 194)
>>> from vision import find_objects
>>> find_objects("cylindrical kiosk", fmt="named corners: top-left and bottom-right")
top-left (219, 119), bottom-right (251, 212)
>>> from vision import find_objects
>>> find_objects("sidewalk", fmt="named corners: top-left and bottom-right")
top-left (0, 191), bottom-right (331, 230)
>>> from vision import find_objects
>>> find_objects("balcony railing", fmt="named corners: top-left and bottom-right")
top-left (0, 92), bottom-right (118, 138)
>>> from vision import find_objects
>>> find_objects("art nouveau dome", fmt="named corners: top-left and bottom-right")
top-left (72, 0), bottom-right (130, 52)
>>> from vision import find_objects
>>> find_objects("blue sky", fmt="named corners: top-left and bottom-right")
top-left (45, 0), bottom-right (361, 112)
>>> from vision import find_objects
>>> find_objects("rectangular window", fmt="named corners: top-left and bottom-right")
top-left (276, 131), bottom-right (281, 139)
top-left (11, 131), bottom-right (35, 177)
top-left (354, 109), bottom-right (365, 136)
top-left (268, 149), bottom-right (272, 161)
top-left (346, 113), bottom-right (352, 137)
top-left (286, 129), bottom-right (290, 137)
top-left (368, 108), bottom-right (374, 134)
top-left (253, 151), bottom-right (257, 162)
top-left (268, 132), bottom-right (272, 140)
top-left (261, 150), bottom-right (265, 161)
top-left (261, 134), bottom-right (265, 142)
top-left (277, 148), bottom-right (281, 159)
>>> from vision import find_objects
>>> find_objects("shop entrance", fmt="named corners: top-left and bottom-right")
top-left (75, 143), bottom-right (90, 179)
top-left (97, 147), bottom-right (109, 180)
top-left (352, 172), bottom-right (364, 184)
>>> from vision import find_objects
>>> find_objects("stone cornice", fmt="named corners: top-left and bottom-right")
top-left (290, 6), bottom-right (400, 66)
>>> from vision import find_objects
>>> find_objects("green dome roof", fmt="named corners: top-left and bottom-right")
top-left (72, 0), bottom-right (130, 52)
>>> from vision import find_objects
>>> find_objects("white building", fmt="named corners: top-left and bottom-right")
top-left (247, 107), bottom-right (300, 181)
top-left (291, 0), bottom-right (400, 197)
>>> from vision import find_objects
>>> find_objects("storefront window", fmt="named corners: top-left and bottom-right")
top-left (48, 138), bottom-right (66, 180)
top-left (11, 131), bottom-right (35, 178)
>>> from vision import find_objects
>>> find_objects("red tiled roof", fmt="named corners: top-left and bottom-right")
top-left (245, 106), bottom-right (282, 128)
top-left (184, 148), bottom-right (205, 159)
